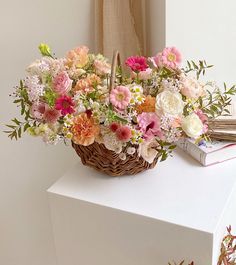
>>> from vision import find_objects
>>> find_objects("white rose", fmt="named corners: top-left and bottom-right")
top-left (138, 139), bottom-right (159, 164)
top-left (182, 113), bottom-right (203, 138)
top-left (155, 90), bottom-right (184, 116)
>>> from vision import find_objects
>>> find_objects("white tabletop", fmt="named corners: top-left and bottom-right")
top-left (48, 148), bottom-right (236, 233)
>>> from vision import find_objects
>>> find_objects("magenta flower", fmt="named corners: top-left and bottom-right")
top-left (153, 47), bottom-right (182, 68)
top-left (110, 86), bottom-right (131, 110)
top-left (125, 56), bottom-right (148, 72)
top-left (137, 112), bottom-right (163, 140)
top-left (55, 95), bottom-right (75, 115)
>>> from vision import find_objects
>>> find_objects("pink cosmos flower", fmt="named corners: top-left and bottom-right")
top-left (43, 107), bottom-right (61, 124)
top-left (125, 56), bottom-right (148, 72)
top-left (116, 126), bottom-right (132, 142)
top-left (137, 112), bottom-right (163, 140)
top-left (153, 47), bottom-right (182, 68)
top-left (110, 86), bottom-right (131, 110)
top-left (53, 71), bottom-right (72, 94)
top-left (55, 95), bottom-right (75, 115)
top-left (31, 102), bottom-right (46, 120)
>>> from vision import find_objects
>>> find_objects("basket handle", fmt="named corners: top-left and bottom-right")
top-left (109, 50), bottom-right (122, 91)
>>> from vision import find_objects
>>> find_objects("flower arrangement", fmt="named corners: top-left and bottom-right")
top-left (5, 44), bottom-right (236, 174)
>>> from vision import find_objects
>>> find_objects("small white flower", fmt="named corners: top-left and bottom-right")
top-left (25, 75), bottom-right (45, 102)
top-left (119, 153), bottom-right (126, 160)
top-left (182, 113), bottom-right (203, 138)
top-left (127, 147), bottom-right (136, 155)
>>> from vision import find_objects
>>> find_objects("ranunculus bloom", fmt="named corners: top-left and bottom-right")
top-left (138, 139), bottom-right (159, 164)
top-left (137, 112), bottom-right (163, 140)
top-left (182, 113), bottom-right (204, 138)
top-left (70, 113), bottom-right (100, 146)
top-left (73, 74), bottom-right (101, 94)
top-left (116, 126), bottom-right (132, 142)
top-left (55, 95), bottom-right (75, 115)
top-left (31, 102), bottom-right (46, 120)
top-left (53, 71), bottom-right (72, 94)
top-left (94, 60), bottom-right (111, 75)
top-left (155, 90), bottom-right (184, 116)
top-left (43, 107), bottom-right (60, 124)
top-left (180, 75), bottom-right (204, 99)
top-left (125, 56), bottom-right (148, 72)
top-left (110, 86), bottom-right (131, 110)
top-left (136, 95), bottom-right (156, 114)
top-left (66, 46), bottom-right (89, 68)
top-left (153, 47), bottom-right (181, 68)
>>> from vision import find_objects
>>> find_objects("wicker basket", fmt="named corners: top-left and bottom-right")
top-left (72, 51), bottom-right (159, 176)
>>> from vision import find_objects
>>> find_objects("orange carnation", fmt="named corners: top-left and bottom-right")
top-left (136, 95), bottom-right (156, 114)
top-left (70, 113), bottom-right (100, 146)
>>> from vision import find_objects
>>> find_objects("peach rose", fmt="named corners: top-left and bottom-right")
top-left (180, 75), bottom-right (204, 99)
top-left (66, 46), bottom-right (89, 68)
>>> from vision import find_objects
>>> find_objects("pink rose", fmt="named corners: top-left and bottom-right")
top-left (180, 75), bottom-right (204, 99)
top-left (131, 68), bottom-right (152, 80)
top-left (94, 60), bottom-right (110, 75)
top-left (53, 71), bottom-right (72, 94)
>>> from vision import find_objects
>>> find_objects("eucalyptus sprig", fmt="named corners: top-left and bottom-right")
top-left (201, 83), bottom-right (236, 118)
top-left (4, 80), bottom-right (33, 140)
top-left (184, 60), bottom-right (213, 79)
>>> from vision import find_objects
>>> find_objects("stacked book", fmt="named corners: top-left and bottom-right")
top-left (177, 103), bottom-right (236, 166)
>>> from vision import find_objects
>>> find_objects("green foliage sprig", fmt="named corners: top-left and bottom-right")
top-left (184, 60), bottom-right (213, 79)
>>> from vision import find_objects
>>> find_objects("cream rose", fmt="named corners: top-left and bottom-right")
top-left (138, 139), bottom-right (159, 164)
top-left (155, 90), bottom-right (184, 116)
top-left (180, 75), bottom-right (204, 99)
top-left (182, 113), bottom-right (204, 138)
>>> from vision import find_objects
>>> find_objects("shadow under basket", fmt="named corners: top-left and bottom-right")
top-left (72, 142), bottom-right (158, 177)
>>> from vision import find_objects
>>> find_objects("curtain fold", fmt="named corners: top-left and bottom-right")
top-left (95, 0), bottom-right (146, 62)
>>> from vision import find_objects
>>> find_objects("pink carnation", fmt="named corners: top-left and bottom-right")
top-left (116, 126), bottom-right (132, 142)
top-left (110, 86), bottom-right (131, 110)
top-left (55, 95), bottom-right (75, 116)
top-left (137, 112), bottom-right (163, 140)
top-left (53, 71), bottom-right (72, 94)
top-left (125, 56), bottom-right (148, 72)
top-left (43, 107), bottom-right (60, 124)
top-left (31, 102), bottom-right (46, 120)
top-left (153, 47), bottom-right (182, 68)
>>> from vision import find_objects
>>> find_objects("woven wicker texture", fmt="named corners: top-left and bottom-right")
top-left (71, 50), bottom-right (159, 176)
top-left (72, 142), bottom-right (158, 176)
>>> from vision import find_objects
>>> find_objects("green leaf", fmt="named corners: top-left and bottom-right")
top-left (23, 123), bottom-right (31, 132)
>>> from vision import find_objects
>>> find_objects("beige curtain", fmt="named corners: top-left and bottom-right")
top-left (95, 0), bottom-right (146, 62)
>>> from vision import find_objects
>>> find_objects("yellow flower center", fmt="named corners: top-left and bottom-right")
top-left (167, 53), bottom-right (176, 62)
top-left (116, 93), bottom-right (124, 101)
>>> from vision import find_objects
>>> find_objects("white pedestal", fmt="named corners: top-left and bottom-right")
top-left (48, 149), bottom-right (236, 265)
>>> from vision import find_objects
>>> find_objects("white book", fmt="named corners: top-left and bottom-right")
top-left (177, 138), bottom-right (236, 166)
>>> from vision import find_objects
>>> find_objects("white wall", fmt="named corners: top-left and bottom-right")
top-left (0, 1), bottom-right (94, 265)
top-left (166, 0), bottom-right (236, 86)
